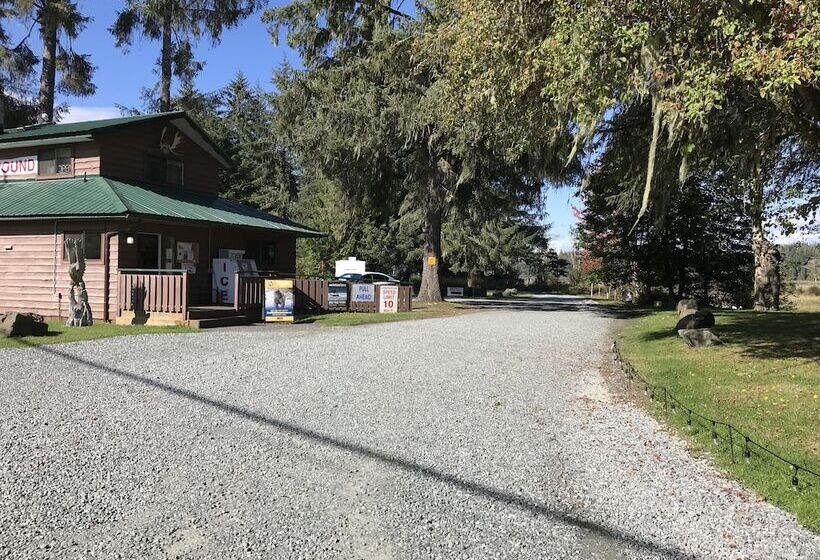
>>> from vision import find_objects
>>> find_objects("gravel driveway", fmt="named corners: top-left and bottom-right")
top-left (1, 295), bottom-right (818, 559)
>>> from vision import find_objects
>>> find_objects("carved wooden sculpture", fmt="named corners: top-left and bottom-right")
top-left (65, 238), bottom-right (93, 326)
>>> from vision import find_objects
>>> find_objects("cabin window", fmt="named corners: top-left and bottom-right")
top-left (39, 147), bottom-right (73, 176)
top-left (146, 155), bottom-right (165, 183)
top-left (248, 240), bottom-right (276, 270)
top-left (167, 160), bottom-right (184, 185)
top-left (146, 155), bottom-right (184, 186)
top-left (63, 232), bottom-right (102, 260)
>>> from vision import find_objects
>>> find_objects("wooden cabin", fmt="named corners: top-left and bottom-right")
top-left (0, 111), bottom-right (321, 327)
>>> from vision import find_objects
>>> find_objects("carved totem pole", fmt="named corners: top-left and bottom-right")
top-left (64, 238), bottom-right (93, 326)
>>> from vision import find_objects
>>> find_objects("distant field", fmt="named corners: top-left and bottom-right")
top-left (791, 293), bottom-right (820, 312)
top-left (617, 305), bottom-right (820, 532)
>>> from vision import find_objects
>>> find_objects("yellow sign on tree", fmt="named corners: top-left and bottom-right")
top-left (427, 255), bottom-right (437, 266)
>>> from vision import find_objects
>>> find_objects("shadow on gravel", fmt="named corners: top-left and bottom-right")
top-left (23, 340), bottom-right (693, 560)
top-left (455, 296), bottom-right (651, 321)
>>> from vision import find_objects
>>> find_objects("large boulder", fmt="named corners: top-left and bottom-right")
top-left (678, 328), bottom-right (722, 347)
top-left (0, 312), bottom-right (48, 338)
top-left (675, 310), bottom-right (715, 331)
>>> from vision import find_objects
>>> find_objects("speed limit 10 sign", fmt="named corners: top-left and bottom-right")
top-left (379, 286), bottom-right (399, 313)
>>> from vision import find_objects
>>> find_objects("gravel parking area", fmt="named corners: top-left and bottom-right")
top-left (1, 295), bottom-right (818, 559)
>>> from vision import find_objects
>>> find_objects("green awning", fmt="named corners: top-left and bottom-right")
top-left (0, 176), bottom-right (324, 237)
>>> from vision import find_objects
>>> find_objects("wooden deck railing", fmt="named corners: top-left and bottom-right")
top-left (234, 272), bottom-right (266, 314)
top-left (118, 269), bottom-right (189, 317)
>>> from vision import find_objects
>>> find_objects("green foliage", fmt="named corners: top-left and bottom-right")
top-left (578, 103), bottom-right (754, 305)
top-left (424, 0), bottom-right (820, 237)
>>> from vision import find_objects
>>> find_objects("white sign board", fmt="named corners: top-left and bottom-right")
top-left (212, 258), bottom-right (238, 304)
top-left (212, 258), bottom-right (257, 304)
top-left (446, 287), bottom-right (465, 297)
top-left (351, 283), bottom-right (375, 302)
top-left (335, 256), bottom-right (366, 278)
top-left (378, 285), bottom-right (399, 313)
top-left (0, 156), bottom-right (37, 177)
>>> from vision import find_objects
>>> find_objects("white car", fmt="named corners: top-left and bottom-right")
top-left (357, 272), bottom-right (401, 285)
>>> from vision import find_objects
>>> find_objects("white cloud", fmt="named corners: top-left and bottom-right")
top-left (551, 234), bottom-right (575, 253)
top-left (772, 231), bottom-right (820, 245)
top-left (61, 106), bottom-right (122, 123)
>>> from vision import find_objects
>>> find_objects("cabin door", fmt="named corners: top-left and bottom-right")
top-left (136, 233), bottom-right (161, 269)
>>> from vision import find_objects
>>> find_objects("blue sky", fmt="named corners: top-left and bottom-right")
top-left (7, 1), bottom-right (582, 250)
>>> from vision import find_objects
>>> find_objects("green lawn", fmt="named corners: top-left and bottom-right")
top-left (0, 321), bottom-right (196, 349)
top-left (617, 302), bottom-right (820, 531)
top-left (296, 301), bottom-right (472, 326)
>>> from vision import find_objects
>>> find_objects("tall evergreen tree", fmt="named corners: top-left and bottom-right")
top-left (268, 2), bottom-right (557, 300)
top-left (111, 0), bottom-right (263, 112)
top-left (0, 1), bottom-right (37, 127)
top-left (11, 0), bottom-right (96, 122)
top-left (221, 72), bottom-right (297, 216)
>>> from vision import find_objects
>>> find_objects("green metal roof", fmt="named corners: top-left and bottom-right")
top-left (0, 176), bottom-right (324, 237)
top-left (0, 112), bottom-right (186, 143)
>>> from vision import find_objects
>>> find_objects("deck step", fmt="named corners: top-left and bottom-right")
top-left (188, 315), bottom-right (251, 329)
top-left (188, 307), bottom-right (242, 320)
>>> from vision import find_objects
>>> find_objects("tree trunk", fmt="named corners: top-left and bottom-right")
top-left (160, 10), bottom-right (173, 112)
top-left (0, 79), bottom-right (5, 131)
top-left (750, 176), bottom-right (781, 310)
top-left (37, 6), bottom-right (57, 123)
top-left (417, 207), bottom-right (443, 302)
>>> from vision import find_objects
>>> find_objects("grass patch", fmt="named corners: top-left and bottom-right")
top-left (617, 307), bottom-right (820, 532)
top-left (0, 321), bottom-right (195, 349)
top-left (295, 301), bottom-right (472, 327)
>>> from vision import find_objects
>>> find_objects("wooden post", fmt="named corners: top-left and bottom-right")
top-left (181, 271), bottom-right (189, 320)
top-left (234, 271), bottom-right (241, 311)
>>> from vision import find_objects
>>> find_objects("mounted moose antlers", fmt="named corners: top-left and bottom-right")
top-left (159, 127), bottom-right (184, 156)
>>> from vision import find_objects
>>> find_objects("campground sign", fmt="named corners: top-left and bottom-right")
top-left (0, 156), bottom-right (37, 177)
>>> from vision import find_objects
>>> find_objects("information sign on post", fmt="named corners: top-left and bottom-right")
top-left (264, 279), bottom-right (294, 323)
top-left (378, 285), bottom-right (399, 313)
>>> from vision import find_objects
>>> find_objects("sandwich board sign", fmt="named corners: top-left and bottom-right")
top-left (264, 279), bottom-right (294, 322)
top-left (352, 283), bottom-right (375, 303)
top-left (379, 285), bottom-right (399, 313)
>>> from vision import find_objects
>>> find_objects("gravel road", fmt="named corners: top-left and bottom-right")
top-left (1, 295), bottom-right (818, 559)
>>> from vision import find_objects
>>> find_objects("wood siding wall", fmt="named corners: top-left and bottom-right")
top-left (97, 123), bottom-right (221, 193)
top-left (0, 221), bottom-right (120, 320)
top-left (0, 142), bottom-right (101, 180)
top-left (1, 219), bottom-right (297, 319)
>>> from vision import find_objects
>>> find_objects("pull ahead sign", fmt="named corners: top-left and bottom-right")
top-left (0, 156), bottom-right (37, 177)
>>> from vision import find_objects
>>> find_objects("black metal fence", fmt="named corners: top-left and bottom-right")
top-left (611, 341), bottom-right (819, 489)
